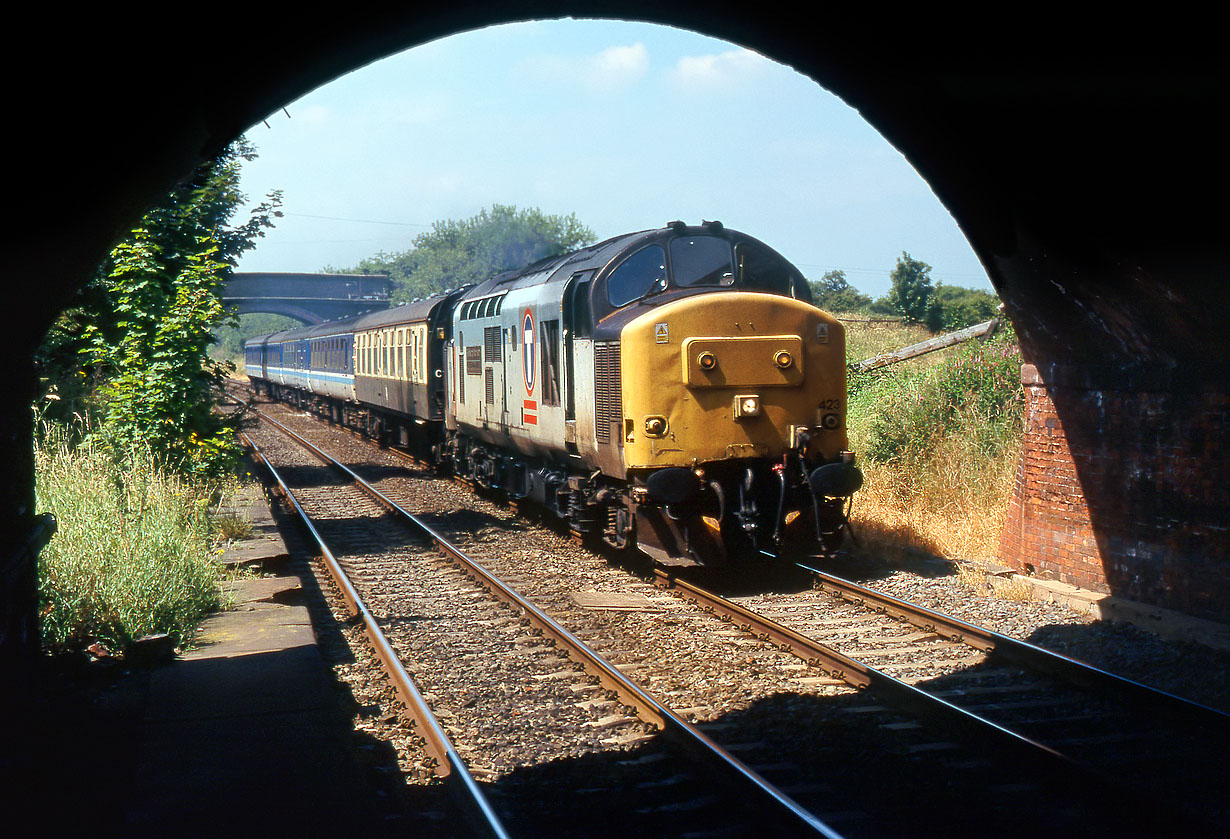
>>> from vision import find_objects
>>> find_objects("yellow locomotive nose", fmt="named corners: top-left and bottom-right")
top-left (618, 291), bottom-right (848, 471)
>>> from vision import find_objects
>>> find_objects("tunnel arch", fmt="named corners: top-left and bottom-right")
top-left (6, 6), bottom-right (1227, 656)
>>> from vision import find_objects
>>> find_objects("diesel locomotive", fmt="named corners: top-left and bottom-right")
top-left (245, 221), bottom-right (862, 566)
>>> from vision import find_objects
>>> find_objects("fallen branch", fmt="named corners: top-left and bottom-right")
top-left (850, 318), bottom-right (1000, 372)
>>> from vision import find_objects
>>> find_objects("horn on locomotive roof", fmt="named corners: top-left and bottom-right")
top-left (667, 220), bottom-right (687, 233)
top-left (702, 219), bottom-right (724, 233)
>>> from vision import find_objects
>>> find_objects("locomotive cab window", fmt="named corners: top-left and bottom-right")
top-left (670, 236), bottom-right (735, 288)
top-left (607, 245), bottom-right (666, 307)
top-left (735, 240), bottom-right (813, 303)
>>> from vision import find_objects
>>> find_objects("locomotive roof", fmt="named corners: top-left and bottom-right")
top-left (245, 223), bottom-right (794, 347)
top-left (463, 229), bottom-right (656, 298)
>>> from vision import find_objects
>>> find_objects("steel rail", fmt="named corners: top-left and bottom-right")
top-left (655, 568), bottom-right (1226, 832)
top-left (797, 563), bottom-right (1230, 731)
top-left (239, 432), bottom-right (510, 839)
top-left (249, 407), bottom-right (845, 839)
top-left (651, 570), bottom-right (1090, 771)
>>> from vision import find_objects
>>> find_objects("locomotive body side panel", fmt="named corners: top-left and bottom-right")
top-left (451, 270), bottom-right (582, 466)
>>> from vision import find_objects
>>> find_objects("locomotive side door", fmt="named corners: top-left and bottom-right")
top-left (561, 271), bottom-right (595, 454)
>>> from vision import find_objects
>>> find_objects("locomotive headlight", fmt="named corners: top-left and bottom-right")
top-left (773, 350), bottom-right (794, 369)
top-left (644, 416), bottom-right (668, 437)
top-left (821, 412), bottom-right (841, 429)
top-left (697, 351), bottom-right (718, 371)
top-left (734, 394), bottom-right (761, 419)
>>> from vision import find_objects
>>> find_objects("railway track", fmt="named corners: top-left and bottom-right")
top-left (241, 405), bottom-right (841, 837)
top-left (670, 568), bottom-right (1230, 832)
top-left (231, 388), bottom-right (1230, 837)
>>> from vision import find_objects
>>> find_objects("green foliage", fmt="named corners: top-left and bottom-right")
top-left (853, 336), bottom-right (1023, 469)
top-left (211, 312), bottom-right (302, 367)
top-left (36, 139), bottom-right (281, 479)
top-left (35, 424), bottom-right (222, 653)
top-left (351, 204), bottom-right (595, 302)
top-left (932, 284), bottom-right (1001, 330)
top-left (884, 251), bottom-right (940, 327)
top-left (809, 269), bottom-right (873, 313)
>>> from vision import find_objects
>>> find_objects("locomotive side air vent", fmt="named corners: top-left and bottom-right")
top-left (594, 341), bottom-right (622, 444)
top-left (484, 326), bottom-right (502, 362)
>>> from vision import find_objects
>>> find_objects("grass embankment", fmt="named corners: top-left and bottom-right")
top-left (839, 315), bottom-right (1023, 562)
top-left (35, 424), bottom-right (228, 655)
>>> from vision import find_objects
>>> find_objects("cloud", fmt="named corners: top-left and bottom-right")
top-left (669, 48), bottom-right (772, 90)
top-left (518, 43), bottom-right (649, 93)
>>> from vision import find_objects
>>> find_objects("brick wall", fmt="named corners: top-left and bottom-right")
top-left (999, 363), bottom-right (1230, 621)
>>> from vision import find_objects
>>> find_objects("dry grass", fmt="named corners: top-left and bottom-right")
top-left (849, 450), bottom-right (1017, 562)
top-left (213, 510), bottom-right (254, 541)
top-left (837, 315), bottom-right (932, 365)
top-left (841, 316), bottom-right (1023, 568)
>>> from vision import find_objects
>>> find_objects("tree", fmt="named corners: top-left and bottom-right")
top-left (352, 204), bottom-right (594, 302)
top-left (932, 284), bottom-right (1001, 330)
top-left (809, 269), bottom-right (873, 313)
top-left (36, 139), bottom-right (282, 478)
top-left (885, 252), bottom-right (941, 328)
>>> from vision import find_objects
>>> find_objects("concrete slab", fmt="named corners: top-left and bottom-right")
top-left (217, 536), bottom-right (290, 568)
top-left (127, 645), bottom-right (384, 838)
top-left (182, 600), bottom-right (316, 659)
top-left (571, 589), bottom-right (662, 611)
top-left (220, 575), bottom-right (303, 605)
top-left (987, 571), bottom-right (1230, 652)
top-left (18, 473), bottom-right (407, 839)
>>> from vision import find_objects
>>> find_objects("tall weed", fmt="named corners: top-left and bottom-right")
top-left (846, 335), bottom-right (1023, 559)
top-left (857, 337), bottom-right (1022, 470)
top-left (35, 423), bottom-right (222, 653)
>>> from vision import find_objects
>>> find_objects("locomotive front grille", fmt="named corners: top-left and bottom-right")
top-left (594, 341), bottom-right (622, 444)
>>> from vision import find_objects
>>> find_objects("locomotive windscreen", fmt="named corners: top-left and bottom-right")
top-left (604, 234), bottom-right (810, 310)
top-left (735, 240), bottom-right (813, 302)
top-left (671, 236), bottom-right (735, 288)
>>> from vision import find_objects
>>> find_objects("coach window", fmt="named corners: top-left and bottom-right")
top-left (607, 245), bottom-right (666, 308)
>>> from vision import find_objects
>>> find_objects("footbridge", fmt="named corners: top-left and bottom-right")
top-left (224, 272), bottom-right (391, 324)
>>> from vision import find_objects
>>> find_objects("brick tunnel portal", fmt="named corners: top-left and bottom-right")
top-left (4, 6), bottom-right (1227, 657)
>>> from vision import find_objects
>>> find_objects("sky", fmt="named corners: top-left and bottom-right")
top-left (231, 19), bottom-right (993, 299)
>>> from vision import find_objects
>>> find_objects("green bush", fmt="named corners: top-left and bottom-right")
top-left (35, 423), bottom-right (222, 653)
top-left (853, 337), bottom-right (1023, 470)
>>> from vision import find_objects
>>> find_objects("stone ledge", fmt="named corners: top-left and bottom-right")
top-left (991, 574), bottom-right (1230, 652)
